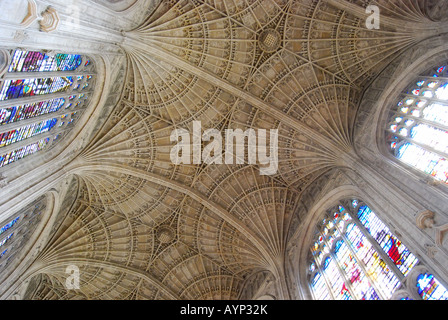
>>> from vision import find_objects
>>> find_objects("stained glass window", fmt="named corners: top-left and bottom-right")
top-left (357, 205), bottom-right (419, 276)
top-left (387, 63), bottom-right (448, 183)
top-left (0, 138), bottom-right (50, 168)
top-left (0, 77), bottom-right (74, 101)
top-left (0, 217), bottom-right (19, 235)
top-left (0, 98), bottom-right (65, 125)
top-left (8, 50), bottom-right (82, 73)
top-left (309, 199), bottom-right (448, 300)
top-left (0, 49), bottom-right (94, 168)
top-left (417, 273), bottom-right (448, 300)
top-left (0, 118), bottom-right (57, 147)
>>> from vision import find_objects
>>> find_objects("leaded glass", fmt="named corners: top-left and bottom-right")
top-left (0, 98), bottom-right (64, 125)
top-left (308, 199), bottom-right (443, 300)
top-left (8, 50), bottom-right (82, 73)
top-left (0, 217), bottom-right (19, 235)
top-left (388, 63), bottom-right (448, 183)
top-left (0, 77), bottom-right (74, 101)
top-left (0, 49), bottom-right (94, 168)
top-left (0, 138), bottom-right (50, 168)
top-left (417, 273), bottom-right (448, 300)
top-left (311, 272), bottom-right (330, 300)
top-left (357, 205), bottom-right (419, 276)
top-left (0, 118), bottom-right (57, 147)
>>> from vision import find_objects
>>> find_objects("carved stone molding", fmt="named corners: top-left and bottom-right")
top-left (21, 0), bottom-right (38, 28)
top-left (39, 6), bottom-right (60, 33)
top-left (416, 210), bottom-right (435, 230)
top-left (258, 28), bottom-right (281, 53)
top-left (424, 243), bottom-right (438, 259)
top-left (435, 224), bottom-right (448, 247)
top-left (0, 49), bottom-right (11, 78)
top-left (13, 30), bottom-right (29, 43)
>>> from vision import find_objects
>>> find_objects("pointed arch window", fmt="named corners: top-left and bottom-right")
top-left (387, 64), bottom-right (448, 183)
top-left (0, 208), bottom-right (44, 270)
top-left (308, 199), bottom-right (448, 300)
top-left (0, 49), bottom-right (95, 168)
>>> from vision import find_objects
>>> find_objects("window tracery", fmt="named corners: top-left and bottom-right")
top-left (387, 64), bottom-right (448, 183)
top-left (308, 199), bottom-right (448, 300)
top-left (0, 49), bottom-right (95, 168)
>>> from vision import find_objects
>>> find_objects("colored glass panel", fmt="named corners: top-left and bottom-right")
top-left (0, 217), bottom-right (20, 235)
top-left (0, 138), bottom-right (50, 168)
top-left (324, 257), bottom-right (352, 300)
top-left (8, 50), bottom-right (82, 73)
top-left (435, 83), bottom-right (448, 100)
top-left (334, 240), bottom-right (379, 300)
top-left (357, 205), bottom-right (418, 276)
top-left (398, 143), bottom-right (448, 183)
top-left (0, 77), bottom-right (74, 101)
top-left (422, 103), bottom-right (448, 126)
top-left (0, 118), bottom-right (57, 148)
top-left (346, 223), bottom-right (401, 299)
top-left (311, 273), bottom-right (330, 300)
top-left (410, 124), bottom-right (448, 153)
top-left (417, 273), bottom-right (448, 300)
top-left (0, 98), bottom-right (64, 126)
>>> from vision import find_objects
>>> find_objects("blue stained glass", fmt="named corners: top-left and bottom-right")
top-left (0, 138), bottom-right (50, 168)
top-left (417, 273), bottom-right (448, 300)
top-left (324, 256), bottom-right (352, 300)
top-left (323, 257), bottom-right (331, 270)
top-left (0, 118), bottom-right (58, 148)
top-left (0, 98), bottom-right (64, 126)
top-left (311, 273), bottom-right (330, 300)
top-left (8, 50), bottom-right (82, 73)
top-left (0, 217), bottom-right (20, 235)
top-left (0, 233), bottom-right (13, 248)
top-left (357, 205), bottom-right (418, 276)
top-left (0, 77), bottom-right (74, 101)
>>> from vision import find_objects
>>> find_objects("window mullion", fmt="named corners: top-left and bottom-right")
top-left (3, 71), bottom-right (94, 80)
top-left (400, 93), bottom-right (448, 106)
top-left (325, 237), bottom-right (357, 300)
top-left (346, 209), bottom-right (406, 282)
top-left (0, 90), bottom-right (93, 109)
top-left (396, 114), bottom-right (448, 133)
top-left (417, 75), bottom-right (448, 81)
top-left (389, 131), bottom-right (448, 160)
top-left (0, 123), bottom-right (69, 156)
top-left (0, 105), bottom-right (86, 134)
top-left (311, 254), bottom-right (336, 300)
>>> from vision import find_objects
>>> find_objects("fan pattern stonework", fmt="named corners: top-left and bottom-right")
top-left (7, 0), bottom-right (446, 300)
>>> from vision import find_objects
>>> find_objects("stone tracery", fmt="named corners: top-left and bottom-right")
top-left (0, 0), bottom-right (447, 300)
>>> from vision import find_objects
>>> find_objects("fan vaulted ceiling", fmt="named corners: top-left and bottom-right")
top-left (18, 0), bottom-right (445, 300)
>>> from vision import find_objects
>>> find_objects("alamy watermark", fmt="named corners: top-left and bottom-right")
top-left (170, 121), bottom-right (278, 176)
top-left (65, 264), bottom-right (80, 290)
top-left (366, 5), bottom-right (380, 30)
